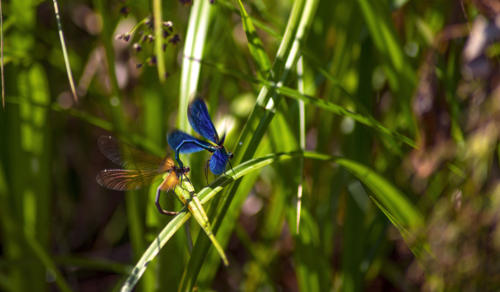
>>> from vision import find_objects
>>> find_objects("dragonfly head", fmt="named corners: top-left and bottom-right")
top-left (177, 165), bottom-right (190, 175)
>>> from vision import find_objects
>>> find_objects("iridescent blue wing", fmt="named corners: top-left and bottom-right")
top-left (209, 149), bottom-right (229, 175)
top-left (167, 130), bottom-right (213, 153)
top-left (188, 98), bottom-right (219, 144)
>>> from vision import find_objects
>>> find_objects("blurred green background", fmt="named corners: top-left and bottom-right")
top-left (1, 0), bottom-right (500, 291)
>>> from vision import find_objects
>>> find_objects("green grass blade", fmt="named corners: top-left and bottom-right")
top-left (356, 0), bottom-right (416, 130)
top-left (236, 0), bottom-right (271, 78)
top-left (335, 158), bottom-right (424, 231)
top-left (273, 84), bottom-right (416, 148)
top-left (231, 0), bottom-right (307, 165)
top-left (24, 235), bottom-right (73, 292)
top-left (295, 56), bottom-right (305, 233)
top-left (286, 208), bottom-right (329, 292)
top-left (120, 207), bottom-right (191, 292)
top-left (172, 180), bottom-right (229, 266)
top-left (52, 0), bottom-right (78, 102)
top-left (55, 256), bottom-right (132, 275)
top-left (178, 0), bottom-right (212, 130)
top-left (153, 0), bottom-right (166, 83)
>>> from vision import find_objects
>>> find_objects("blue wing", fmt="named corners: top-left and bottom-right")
top-left (167, 130), bottom-right (213, 153)
top-left (209, 149), bottom-right (229, 175)
top-left (188, 98), bottom-right (219, 144)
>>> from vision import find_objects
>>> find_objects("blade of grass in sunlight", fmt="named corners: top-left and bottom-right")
top-left (179, 0), bottom-right (212, 129)
top-left (153, 0), bottom-right (166, 83)
top-left (16, 62), bottom-right (53, 291)
top-left (52, 0), bottom-right (78, 102)
top-left (170, 176), bottom-right (229, 266)
top-left (296, 56), bottom-right (305, 233)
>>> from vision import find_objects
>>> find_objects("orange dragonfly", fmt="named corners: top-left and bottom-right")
top-left (96, 136), bottom-right (190, 215)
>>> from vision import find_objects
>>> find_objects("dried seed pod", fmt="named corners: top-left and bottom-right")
top-left (169, 34), bottom-right (180, 45)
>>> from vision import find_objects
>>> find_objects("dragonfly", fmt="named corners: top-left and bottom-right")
top-left (168, 98), bottom-right (233, 177)
top-left (96, 135), bottom-right (190, 215)
top-left (96, 135), bottom-right (229, 265)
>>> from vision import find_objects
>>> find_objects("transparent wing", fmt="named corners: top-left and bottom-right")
top-left (98, 135), bottom-right (166, 170)
top-left (188, 98), bottom-right (219, 144)
top-left (96, 168), bottom-right (161, 191)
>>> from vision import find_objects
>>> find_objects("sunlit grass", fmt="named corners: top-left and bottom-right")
top-left (0, 0), bottom-right (499, 291)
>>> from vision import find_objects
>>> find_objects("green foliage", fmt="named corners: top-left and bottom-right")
top-left (1, 0), bottom-right (499, 291)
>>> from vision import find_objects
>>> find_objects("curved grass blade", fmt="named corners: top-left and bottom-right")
top-left (171, 177), bottom-right (229, 266)
top-left (52, 0), bottom-right (78, 102)
top-left (295, 56), bottom-right (306, 233)
top-left (120, 150), bottom-right (427, 291)
top-left (335, 158), bottom-right (423, 229)
top-left (55, 255), bottom-right (132, 275)
top-left (272, 84), bottom-right (416, 148)
top-left (236, 0), bottom-right (271, 78)
top-left (153, 0), bottom-right (166, 83)
top-left (24, 234), bottom-right (73, 292)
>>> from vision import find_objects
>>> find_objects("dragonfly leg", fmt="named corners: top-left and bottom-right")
top-left (228, 159), bottom-right (236, 176)
top-left (204, 160), bottom-right (209, 185)
top-left (155, 185), bottom-right (178, 216)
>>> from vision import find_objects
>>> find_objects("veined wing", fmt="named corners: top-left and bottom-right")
top-left (188, 98), bottom-right (219, 144)
top-left (167, 130), bottom-right (213, 153)
top-left (96, 168), bottom-right (163, 191)
top-left (98, 136), bottom-right (166, 170)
